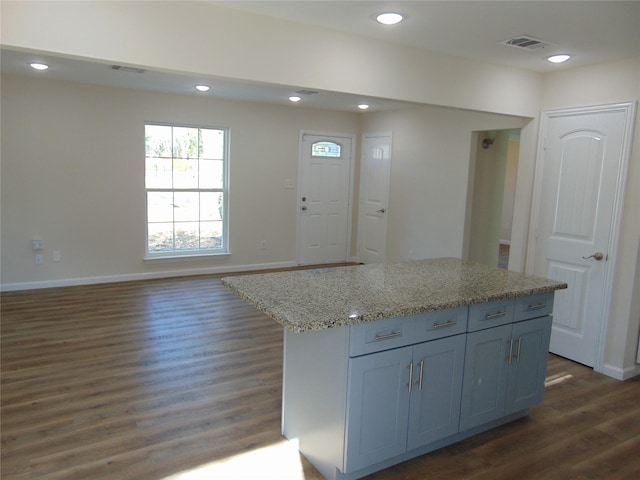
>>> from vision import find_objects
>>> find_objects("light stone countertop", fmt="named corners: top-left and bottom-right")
top-left (221, 258), bottom-right (567, 333)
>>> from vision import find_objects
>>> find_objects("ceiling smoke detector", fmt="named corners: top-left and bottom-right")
top-left (501, 35), bottom-right (549, 50)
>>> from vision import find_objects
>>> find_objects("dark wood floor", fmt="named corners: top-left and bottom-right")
top-left (2, 273), bottom-right (639, 480)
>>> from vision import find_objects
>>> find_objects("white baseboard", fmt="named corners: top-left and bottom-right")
top-left (1, 261), bottom-right (298, 292)
top-left (600, 362), bottom-right (640, 380)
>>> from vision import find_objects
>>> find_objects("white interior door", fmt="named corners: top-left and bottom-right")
top-left (529, 103), bottom-right (635, 368)
top-left (357, 133), bottom-right (392, 264)
top-left (297, 133), bottom-right (353, 265)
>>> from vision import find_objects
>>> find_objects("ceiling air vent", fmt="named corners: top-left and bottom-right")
top-left (111, 65), bottom-right (147, 74)
top-left (295, 89), bottom-right (320, 96)
top-left (501, 35), bottom-right (549, 50)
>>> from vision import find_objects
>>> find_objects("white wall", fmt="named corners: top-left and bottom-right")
top-left (540, 56), bottom-right (640, 378)
top-left (0, 74), bottom-right (360, 288)
top-left (1, 76), bottom-right (529, 289)
top-left (468, 129), bottom-right (511, 267)
top-left (360, 106), bottom-right (527, 263)
top-left (0, 0), bottom-right (541, 118)
top-left (501, 136), bottom-right (520, 244)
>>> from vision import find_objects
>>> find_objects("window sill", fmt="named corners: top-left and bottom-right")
top-left (143, 251), bottom-right (231, 263)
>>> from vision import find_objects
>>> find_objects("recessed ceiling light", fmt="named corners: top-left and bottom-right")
top-left (195, 85), bottom-right (210, 92)
top-left (289, 96), bottom-right (302, 102)
top-left (29, 62), bottom-right (49, 71)
top-left (547, 54), bottom-right (572, 64)
top-left (357, 104), bottom-right (370, 110)
top-left (376, 12), bottom-right (404, 25)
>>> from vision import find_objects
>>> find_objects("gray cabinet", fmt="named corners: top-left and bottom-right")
top-left (281, 292), bottom-right (555, 480)
top-left (506, 317), bottom-right (552, 413)
top-left (344, 307), bottom-right (467, 473)
top-left (344, 346), bottom-right (412, 472)
top-left (344, 334), bottom-right (466, 473)
top-left (459, 324), bottom-right (511, 430)
top-left (460, 297), bottom-right (553, 431)
top-left (407, 334), bottom-right (465, 449)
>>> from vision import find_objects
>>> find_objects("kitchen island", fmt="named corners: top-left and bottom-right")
top-left (222, 258), bottom-right (567, 480)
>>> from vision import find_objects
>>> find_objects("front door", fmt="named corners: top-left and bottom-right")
top-left (529, 103), bottom-right (635, 367)
top-left (297, 133), bottom-right (354, 265)
top-left (357, 133), bottom-right (392, 264)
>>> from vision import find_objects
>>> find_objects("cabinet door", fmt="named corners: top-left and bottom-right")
top-left (344, 346), bottom-right (412, 473)
top-left (407, 334), bottom-right (465, 450)
top-left (459, 324), bottom-right (511, 431)
top-left (506, 316), bottom-right (552, 414)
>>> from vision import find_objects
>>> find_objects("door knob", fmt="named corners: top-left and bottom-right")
top-left (301, 206), bottom-right (307, 211)
top-left (582, 252), bottom-right (604, 261)
top-left (377, 208), bottom-right (386, 214)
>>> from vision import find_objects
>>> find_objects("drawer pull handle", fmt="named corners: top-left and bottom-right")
top-left (508, 338), bottom-right (514, 364)
top-left (433, 320), bottom-right (457, 329)
top-left (485, 311), bottom-right (507, 319)
top-left (408, 362), bottom-right (414, 393)
top-left (374, 331), bottom-right (401, 341)
top-left (527, 303), bottom-right (547, 310)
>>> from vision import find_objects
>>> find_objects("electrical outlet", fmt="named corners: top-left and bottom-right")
top-left (32, 238), bottom-right (43, 251)
top-left (34, 253), bottom-right (44, 265)
top-left (53, 250), bottom-right (61, 262)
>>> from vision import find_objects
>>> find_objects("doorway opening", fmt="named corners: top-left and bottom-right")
top-left (465, 129), bottom-right (520, 269)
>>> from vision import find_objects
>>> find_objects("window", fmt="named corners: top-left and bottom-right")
top-left (145, 124), bottom-right (228, 257)
top-left (311, 141), bottom-right (342, 158)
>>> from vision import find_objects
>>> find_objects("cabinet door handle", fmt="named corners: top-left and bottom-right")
top-left (485, 311), bottom-right (507, 319)
top-left (508, 338), bottom-right (514, 364)
top-left (408, 362), bottom-right (414, 393)
top-left (418, 360), bottom-right (424, 391)
top-left (527, 303), bottom-right (547, 310)
top-left (374, 331), bottom-right (401, 341)
top-left (516, 337), bottom-right (522, 363)
top-left (433, 320), bottom-right (457, 329)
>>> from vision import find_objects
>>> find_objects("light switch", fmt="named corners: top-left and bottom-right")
top-left (32, 238), bottom-right (43, 251)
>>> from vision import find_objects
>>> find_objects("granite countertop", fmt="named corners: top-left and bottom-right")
top-left (221, 257), bottom-right (567, 333)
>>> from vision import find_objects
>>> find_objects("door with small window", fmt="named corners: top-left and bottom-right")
top-left (297, 133), bottom-right (354, 265)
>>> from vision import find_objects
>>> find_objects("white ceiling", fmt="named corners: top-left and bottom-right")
top-left (2, 1), bottom-right (639, 112)
top-left (213, 1), bottom-right (640, 73)
top-left (0, 48), bottom-right (417, 112)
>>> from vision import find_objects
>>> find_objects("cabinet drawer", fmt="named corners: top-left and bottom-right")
top-left (514, 292), bottom-right (554, 322)
top-left (412, 307), bottom-right (468, 343)
top-left (468, 298), bottom-right (515, 332)
top-left (349, 307), bottom-right (469, 357)
top-left (349, 317), bottom-right (415, 357)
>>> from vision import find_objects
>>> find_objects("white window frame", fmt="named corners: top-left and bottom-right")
top-left (144, 123), bottom-right (230, 259)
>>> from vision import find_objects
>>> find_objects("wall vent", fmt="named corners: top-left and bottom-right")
top-left (111, 65), bottom-right (147, 74)
top-left (501, 35), bottom-right (549, 50)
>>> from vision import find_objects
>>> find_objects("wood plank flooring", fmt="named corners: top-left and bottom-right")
top-left (2, 273), bottom-right (639, 479)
